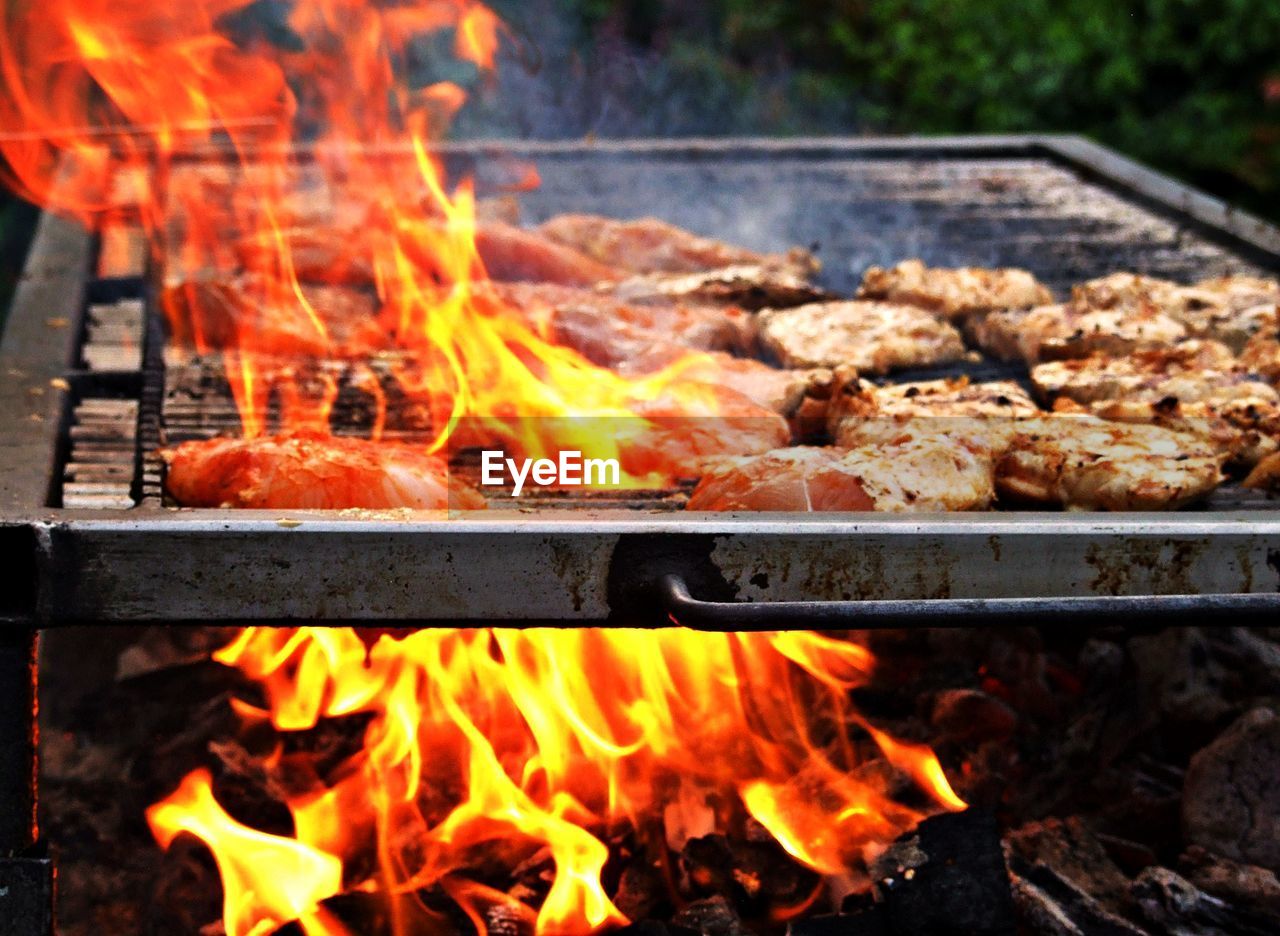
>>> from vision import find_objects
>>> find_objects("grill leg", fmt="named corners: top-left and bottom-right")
top-left (0, 628), bottom-right (54, 936)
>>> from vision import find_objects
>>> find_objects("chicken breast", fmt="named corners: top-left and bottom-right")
top-left (1030, 341), bottom-right (1248, 405)
top-left (612, 263), bottom-right (828, 311)
top-left (1030, 343), bottom-right (1280, 465)
top-left (857, 259), bottom-right (1052, 320)
top-left (828, 376), bottom-right (1039, 453)
top-left (1074, 273), bottom-right (1280, 353)
top-left (757, 301), bottom-right (967, 373)
top-left (163, 432), bottom-right (487, 510)
top-left (687, 427), bottom-right (997, 512)
top-left (536, 214), bottom-right (817, 278)
top-left (1175, 276), bottom-right (1280, 352)
top-left (1240, 310), bottom-right (1280, 384)
top-left (996, 416), bottom-right (1225, 510)
top-left (968, 303), bottom-right (1187, 365)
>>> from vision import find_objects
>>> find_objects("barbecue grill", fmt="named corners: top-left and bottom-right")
top-left (3, 135), bottom-right (1280, 933)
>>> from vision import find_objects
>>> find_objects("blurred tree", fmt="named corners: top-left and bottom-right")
top-left (556, 0), bottom-right (1280, 218)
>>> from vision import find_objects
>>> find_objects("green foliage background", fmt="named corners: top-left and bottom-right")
top-left (549, 0), bottom-right (1280, 220)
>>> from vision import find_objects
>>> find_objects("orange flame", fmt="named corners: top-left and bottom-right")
top-left (148, 628), bottom-right (964, 935)
top-left (1, 0), bottom-right (731, 482)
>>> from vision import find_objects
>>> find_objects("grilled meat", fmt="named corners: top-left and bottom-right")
top-left (687, 426), bottom-right (997, 512)
top-left (615, 348), bottom-right (823, 418)
top-left (490, 282), bottom-right (756, 367)
top-left (1072, 272), bottom-right (1280, 352)
top-left (162, 276), bottom-right (385, 357)
top-left (1240, 310), bottom-right (1280, 383)
top-left (1030, 343), bottom-right (1280, 464)
top-left (968, 303), bottom-right (1187, 364)
top-left (612, 263), bottom-right (828, 311)
top-left (163, 431), bottom-right (487, 510)
top-left (1030, 341), bottom-right (1246, 403)
top-left (757, 301), bottom-right (967, 373)
top-left (236, 221), bottom-right (621, 288)
top-left (474, 222), bottom-right (622, 285)
top-left (996, 416), bottom-right (1225, 510)
top-left (857, 259), bottom-right (1052, 320)
top-left (618, 386), bottom-right (791, 480)
top-left (536, 214), bottom-right (817, 277)
top-left (1175, 276), bottom-right (1280, 352)
top-left (828, 376), bottom-right (1039, 453)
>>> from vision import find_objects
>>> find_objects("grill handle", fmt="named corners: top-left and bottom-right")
top-left (658, 574), bottom-right (1280, 630)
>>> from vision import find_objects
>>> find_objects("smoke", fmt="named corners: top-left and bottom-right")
top-left (452, 0), bottom-right (862, 141)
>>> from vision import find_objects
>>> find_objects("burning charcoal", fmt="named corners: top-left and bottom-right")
top-left (1181, 846), bottom-right (1280, 918)
top-left (1130, 866), bottom-right (1278, 936)
top-left (1004, 817), bottom-right (1132, 912)
top-left (679, 834), bottom-right (820, 917)
top-left (1004, 817), bottom-right (1149, 936)
top-left (868, 810), bottom-right (1016, 936)
top-left (1182, 708), bottom-right (1280, 873)
top-left (614, 861), bottom-right (675, 922)
top-left (680, 835), bottom-right (736, 899)
top-left (1006, 865), bottom-right (1149, 936)
top-left (929, 689), bottom-right (1018, 743)
top-left (485, 901), bottom-right (535, 936)
top-left (671, 895), bottom-right (751, 936)
top-left (1129, 629), bottom-right (1235, 739)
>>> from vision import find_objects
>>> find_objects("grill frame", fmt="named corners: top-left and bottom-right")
top-left (3, 134), bottom-right (1280, 626)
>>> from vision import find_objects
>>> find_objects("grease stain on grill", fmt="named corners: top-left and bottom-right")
top-left (1084, 539), bottom-right (1206, 597)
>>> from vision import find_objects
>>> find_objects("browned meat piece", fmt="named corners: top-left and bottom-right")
top-left (1031, 343), bottom-right (1280, 466)
top-left (687, 426), bottom-right (998, 512)
top-left (161, 276), bottom-right (384, 357)
top-left (474, 222), bottom-right (622, 285)
top-left (163, 431), bottom-right (486, 510)
top-left (1071, 272), bottom-right (1280, 353)
top-left (996, 416), bottom-right (1225, 510)
top-left (536, 214), bottom-right (818, 277)
top-left (1176, 276), bottom-right (1280, 352)
top-left (1243, 451), bottom-right (1280, 490)
top-left (857, 259), bottom-right (1052, 320)
top-left (236, 222), bottom-right (621, 288)
top-left (617, 385), bottom-right (791, 481)
top-left (615, 348), bottom-right (822, 418)
top-left (235, 225), bottom-right (377, 286)
top-left (611, 263), bottom-right (828, 310)
top-left (968, 303), bottom-right (1187, 364)
top-left (757, 301), bottom-right (967, 374)
top-left (828, 376), bottom-right (1038, 454)
top-left (1240, 310), bottom-right (1280, 383)
top-left (490, 283), bottom-right (756, 367)
top-left (1030, 342), bottom-right (1277, 404)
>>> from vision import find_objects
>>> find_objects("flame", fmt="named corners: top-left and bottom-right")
top-left (1, 0), bottom-right (731, 484)
top-left (149, 628), bottom-right (964, 935)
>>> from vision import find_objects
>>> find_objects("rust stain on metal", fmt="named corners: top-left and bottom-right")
top-left (1084, 538), bottom-right (1205, 596)
top-left (548, 538), bottom-right (593, 613)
